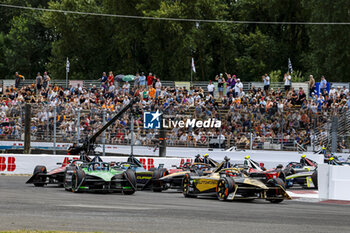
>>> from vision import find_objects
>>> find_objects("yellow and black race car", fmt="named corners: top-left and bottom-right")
top-left (158, 163), bottom-right (214, 191)
top-left (182, 166), bottom-right (291, 203)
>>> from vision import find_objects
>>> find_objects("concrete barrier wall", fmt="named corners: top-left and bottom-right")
top-left (319, 164), bottom-right (350, 201)
top-left (0, 154), bottom-right (192, 174)
top-left (0, 150), bottom-right (324, 175)
top-left (0, 141), bottom-right (325, 169)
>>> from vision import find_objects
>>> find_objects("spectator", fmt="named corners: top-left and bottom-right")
top-left (308, 75), bottom-right (315, 96)
top-left (42, 71), bottom-right (51, 90)
top-left (234, 78), bottom-right (243, 97)
top-left (139, 72), bottom-right (146, 88)
top-left (320, 76), bottom-right (327, 95)
top-left (122, 81), bottom-right (130, 94)
top-left (215, 73), bottom-right (225, 98)
top-left (226, 73), bottom-right (236, 96)
top-left (99, 72), bottom-right (108, 90)
top-left (262, 73), bottom-right (270, 96)
top-left (149, 86), bottom-right (156, 99)
top-left (155, 79), bottom-right (162, 99)
top-left (147, 73), bottom-right (154, 89)
top-left (284, 72), bottom-right (291, 94)
top-left (134, 72), bottom-right (140, 88)
top-left (36, 72), bottom-right (43, 92)
top-left (15, 72), bottom-right (25, 89)
top-left (207, 80), bottom-right (215, 97)
top-left (108, 71), bottom-right (114, 87)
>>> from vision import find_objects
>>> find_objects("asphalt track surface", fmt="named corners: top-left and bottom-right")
top-left (1, 176), bottom-right (350, 233)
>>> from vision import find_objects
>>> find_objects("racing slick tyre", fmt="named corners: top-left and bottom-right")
top-left (123, 169), bottom-right (137, 195)
top-left (71, 169), bottom-right (85, 193)
top-left (64, 166), bottom-right (76, 191)
top-left (182, 173), bottom-right (197, 198)
top-left (33, 165), bottom-right (47, 187)
top-left (216, 177), bottom-right (235, 201)
top-left (266, 178), bottom-right (285, 203)
top-left (311, 171), bottom-right (318, 188)
top-left (152, 168), bottom-right (168, 192)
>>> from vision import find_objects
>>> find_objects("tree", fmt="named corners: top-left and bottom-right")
top-left (4, 11), bottom-right (52, 79)
top-left (302, 0), bottom-right (350, 81)
top-left (42, 0), bottom-right (114, 80)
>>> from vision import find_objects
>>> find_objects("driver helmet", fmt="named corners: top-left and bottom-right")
top-left (329, 157), bottom-right (334, 161)
top-left (224, 156), bottom-right (230, 161)
top-left (276, 164), bottom-right (283, 169)
top-left (245, 155), bottom-right (250, 159)
top-left (301, 155), bottom-right (306, 158)
top-left (203, 153), bottom-right (209, 157)
top-left (195, 154), bottom-right (201, 158)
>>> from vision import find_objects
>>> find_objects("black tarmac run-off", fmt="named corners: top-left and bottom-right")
top-left (0, 176), bottom-right (349, 233)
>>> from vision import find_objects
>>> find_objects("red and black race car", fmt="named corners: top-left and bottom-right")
top-left (26, 155), bottom-right (91, 187)
top-left (236, 156), bottom-right (286, 184)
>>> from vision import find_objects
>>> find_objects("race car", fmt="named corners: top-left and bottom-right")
top-left (64, 160), bottom-right (137, 194)
top-left (235, 156), bottom-right (286, 184)
top-left (26, 154), bottom-right (98, 187)
top-left (113, 156), bottom-right (168, 192)
top-left (182, 166), bottom-right (291, 203)
top-left (324, 155), bottom-right (350, 165)
top-left (284, 155), bottom-right (318, 189)
top-left (284, 155), bottom-right (317, 176)
top-left (157, 162), bottom-right (214, 191)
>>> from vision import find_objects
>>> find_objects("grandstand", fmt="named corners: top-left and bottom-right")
top-left (0, 77), bottom-right (349, 154)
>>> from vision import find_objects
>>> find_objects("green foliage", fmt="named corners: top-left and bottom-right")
top-left (269, 70), bottom-right (282, 82)
top-left (291, 70), bottom-right (307, 82)
top-left (0, 0), bottom-right (348, 82)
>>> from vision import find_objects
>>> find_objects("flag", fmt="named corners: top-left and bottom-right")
top-left (288, 58), bottom-right (293, 74)
top-left (66, 57), bottom-right (70, 73)
top-left (191, 57), bottom-right (196, 73)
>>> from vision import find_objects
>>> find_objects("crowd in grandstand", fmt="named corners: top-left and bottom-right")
top-left (0, 71), bottom-right (349, 152)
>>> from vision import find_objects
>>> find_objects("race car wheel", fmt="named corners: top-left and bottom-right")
top-left (277, 171), bottom-right (286, 185)
top-left (266, 178), bottom-right (285, 203)
top-left (182, 174), bottom-right (197, 198)
top-left (123, 169), bottom-right (137, 195)
top-left (64, 166), bottom-right (76, 191)
top-left (71, 169), bottom-right (85, 193)
top-left (152, 168), bottom-right (168, 192)
top-left (33, 165), bottom-right (47, 187)
top-left (216, 177), bottom-right (235, 201)
top-left (311, 171), bottom-right (318, 188)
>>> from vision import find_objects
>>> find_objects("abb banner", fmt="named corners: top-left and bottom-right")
top-left (0, 154), bottom-right (192, 174)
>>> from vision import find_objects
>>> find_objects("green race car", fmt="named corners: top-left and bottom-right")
top-left (64, 161), bottom-right (137, 194)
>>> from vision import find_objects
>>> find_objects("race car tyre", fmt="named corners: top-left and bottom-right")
top-left (277, 170), bottom-right (286, 184)
top-left (71, 169), bottom-right (85, 193)
top-left (266, 178), bottom-right (285, 203)
top-left (216, 177), bottom-right (235, 201)
top-left (182, 174), bottom-right (197, 198)
top-left (152, 168), bottom-right (168, 192)
top-left (64, 166), bottom-right (76, 191)
top-left (123, 169), bottom-right (137, 195)
top-left (311, 171), bottom-right (318, 188)
top-left (33, 165), bottom-right (47, 187)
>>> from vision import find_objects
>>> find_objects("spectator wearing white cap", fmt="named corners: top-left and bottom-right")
top-left (234, 78), bottom-right (243, 97)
